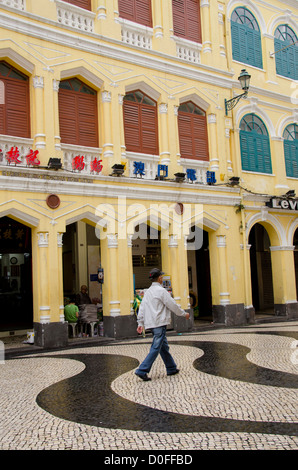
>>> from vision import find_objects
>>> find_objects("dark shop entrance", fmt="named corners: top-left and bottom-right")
top-left (0, 216), bottom-right (33, 331)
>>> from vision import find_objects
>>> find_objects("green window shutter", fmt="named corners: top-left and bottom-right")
top-left (231, 22), bottom-right (244, 62)
top-left (240, 132), bottom-right (254, 171)
top-left (249, 30), bottom-right (263, 69)
top-left (255, 135), bottom-right (271, 173)
top-left (231, 13), bottom-right (262, 68)
top-left (274, 26), bottom-right (298, 80)
top-left (284, 140), bottom-right (298, 178)
top-left (275, 37), bottom-right (294, 78)
top-left (240, 130), bottom-right (272, 174)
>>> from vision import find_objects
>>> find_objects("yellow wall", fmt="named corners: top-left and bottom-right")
top-left (0, 0), bottom-right (297, 344)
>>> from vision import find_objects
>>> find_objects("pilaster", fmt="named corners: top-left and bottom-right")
top-left (270, 245), bottom-right (298, 318)
top-left (32, 225), bottom-right (67, 348)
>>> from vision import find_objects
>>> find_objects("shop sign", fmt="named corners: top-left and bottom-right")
top-left (0, 221), bottom-right (31, 250)
top-left (2, 146), bottom-right (40, 166)
top-left (133, 161), bottom-right (145, 177)
top-left (267, 197), bottom-right (298, 211)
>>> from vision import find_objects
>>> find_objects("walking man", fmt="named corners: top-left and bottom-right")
top-left (135, 268), bottom-right (190, 381)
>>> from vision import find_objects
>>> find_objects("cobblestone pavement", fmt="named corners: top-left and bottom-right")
top-left (0, 321), bottom-right (297, 451)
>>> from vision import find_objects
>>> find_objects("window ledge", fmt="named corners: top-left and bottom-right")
top-left (242, 170), bottom-right (275, 177)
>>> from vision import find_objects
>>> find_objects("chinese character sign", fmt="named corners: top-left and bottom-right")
top-left (157, 164), bottom-right (168, 178)
top-left (90, 158), bottom-right (103, 174)
top-left (186, 168), bottom-right (197, 182)
top-left (5, 147), bottom-right (40, 166)
top-left (72, 155), bottom-right (85, 171)
top-left (133, 161), bottom-right (145, 177)
top-left (206, 171), bottom-right (216, 184)
top-left (26, 150), bottom-right (40, 166)
top-left (6, 147), bottom-right (21, 165)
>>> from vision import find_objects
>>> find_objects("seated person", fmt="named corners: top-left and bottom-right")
top-left (76, 285), bottom-right (91, 307)
top-left (64, 297), bottom-right (79, 323)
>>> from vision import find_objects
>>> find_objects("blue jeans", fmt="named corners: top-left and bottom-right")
top-left (136, 326), bottom-right (177, 375)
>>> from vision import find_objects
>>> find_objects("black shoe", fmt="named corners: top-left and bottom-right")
top-left (135, 372), bottom-right (151, 381)
top-left (167, 369), bottom-right (180, 376)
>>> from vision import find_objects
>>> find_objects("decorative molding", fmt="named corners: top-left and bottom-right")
top-left (107, 234), bottom-right (118, 248)
top-left (33, 76), bottom-right (44, 88)
top-left (102, 90), bottom-right (111, 103)
top-left (168, 234), bottom-right (178, 247)
top-left (216, 234), bottom-right (226, 247)
top-left (37, 232), bottom-right (49, 247)
top-left (57, 233), bottom-right (63, 247)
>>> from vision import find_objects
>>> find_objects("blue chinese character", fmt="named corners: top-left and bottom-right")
top-left (206, 171), bottom-right (216, 185)
top-left (186, 168), bottom-right (197, 182)
top-left (157, 164), bottom-right (168, 178)
top-left (133, 161), bottom-right (145, 177)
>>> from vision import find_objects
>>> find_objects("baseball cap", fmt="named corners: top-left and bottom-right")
top-left (149, 268), bottom-right (164, 279)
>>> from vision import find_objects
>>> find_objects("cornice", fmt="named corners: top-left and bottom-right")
top-left (0, 169), bottom-right (241, 206)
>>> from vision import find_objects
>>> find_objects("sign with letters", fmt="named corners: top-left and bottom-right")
top-left (267, 198), bottom-right (298, 211)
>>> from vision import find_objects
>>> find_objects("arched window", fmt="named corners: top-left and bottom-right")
top-left (274, 25), bottom-right (298, 80)
top-left (283, 124), bottom-right (298, 178)
top-left (58, 77), bottom-right (98, 147)
top-left (178, 101), bottom-right (209, 160)
top-left (118, 0), bottom-right (152, 27)
top-left (240, 114), bottom-right (272, 174)
top-left (0, 61), bottom-right (30, 138)
top-left (172, 0), bottom-right (202, 43)
top-left (62, 0), bottom-right (91, 10)
top-left (123, 90), bottom-right (158, 155)
top-left (231, 7), bottom-right (263, 69)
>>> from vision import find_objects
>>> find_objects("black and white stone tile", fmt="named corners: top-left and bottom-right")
top-left (0, 322), bottom-right (297, 450)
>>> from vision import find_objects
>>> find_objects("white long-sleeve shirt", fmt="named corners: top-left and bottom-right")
top-left (137, 282), bottom-right (187, 329)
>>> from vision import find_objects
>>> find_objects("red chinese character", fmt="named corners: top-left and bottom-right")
top-left (26, 149), bottom-right (40, 166)
top-left (90, 158), bottom-right (103, 174)
top-left (72, 155), bottom-right (85, 171)
top-left (6, 146), bottom-right (21, 165)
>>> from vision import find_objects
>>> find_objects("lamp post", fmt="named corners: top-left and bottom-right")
top-left (225, 69), bottom-right (251, 115)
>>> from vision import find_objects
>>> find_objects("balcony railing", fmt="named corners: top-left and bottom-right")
top-left (0, 135), bottom-right (33, 166)
top-left (118, 18), bottom-right (152, 50)
top-left (56, 0), bottom-right (95, 33)
top-left (62, 143), bottom-right (103, 175)
top-left (0, 0), bottom-right (25, 10)
top-left (174, 36), bottom-right (202, 64)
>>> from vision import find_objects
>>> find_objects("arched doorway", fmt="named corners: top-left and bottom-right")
top-left (187, 227), bottom-right (212, 323)
top-left (249, 223), bottom-right (274, 316)
top-left (0, 216), bottom-right (33, 331)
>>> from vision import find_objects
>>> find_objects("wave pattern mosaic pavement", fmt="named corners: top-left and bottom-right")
top-left (1, 323), bottom-right (298, 450)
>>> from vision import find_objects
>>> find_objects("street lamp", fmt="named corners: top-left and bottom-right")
top-left (225, 69), bottom-right (251, 115)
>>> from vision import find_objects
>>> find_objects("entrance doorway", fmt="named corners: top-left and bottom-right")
top-left (187, 229), bottom-right (212, 322)
top-left (0, 216), bottom-right (33, 331)
top-left (249, 223), bottom-right (274, 316)
top-left (62, 221), bottom-right (102, 305)
top-left (132, 223), bottom-right (161, 290)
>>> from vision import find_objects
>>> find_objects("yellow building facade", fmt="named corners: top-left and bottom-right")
top-left (0, 0), bottom-right (297, 347)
